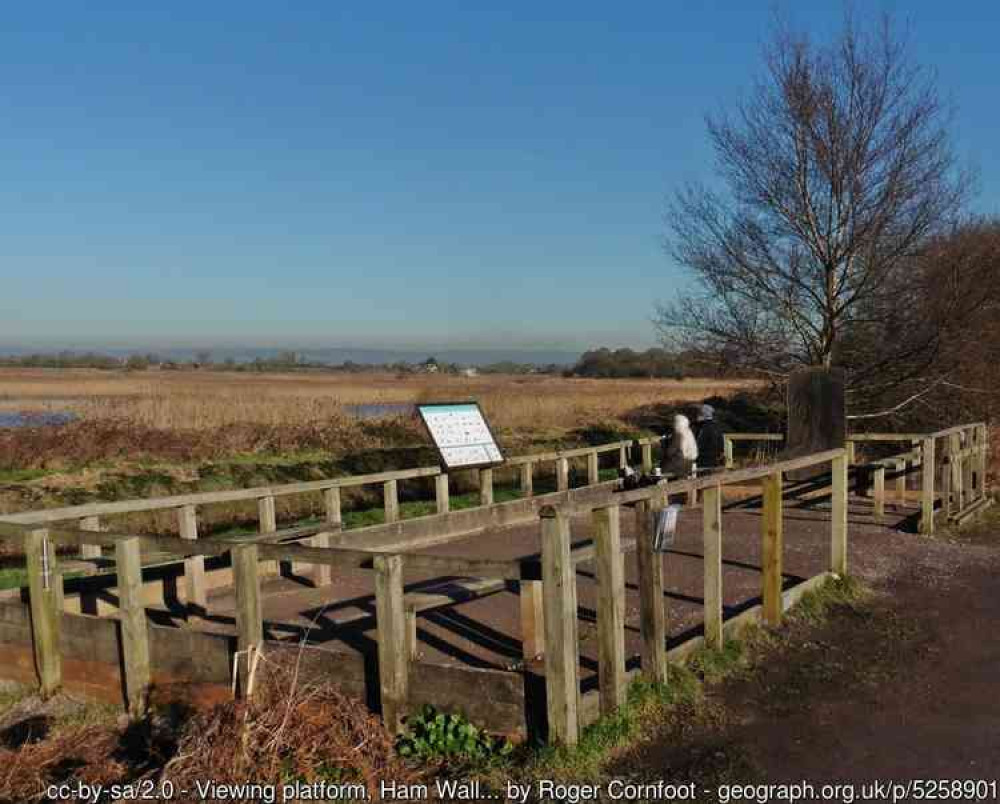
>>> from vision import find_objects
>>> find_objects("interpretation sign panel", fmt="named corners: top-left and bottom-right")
top-left (418, 402), bottom-right (504, 470)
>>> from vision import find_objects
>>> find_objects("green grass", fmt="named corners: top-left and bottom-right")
top-left (0, 468), bottom-right (51, 483)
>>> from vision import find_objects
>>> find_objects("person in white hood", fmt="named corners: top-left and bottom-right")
top-left (661, 413), bottom-right (698, 478)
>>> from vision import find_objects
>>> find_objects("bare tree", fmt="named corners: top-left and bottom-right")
top-left (657, 12), bottom-right (971, 385)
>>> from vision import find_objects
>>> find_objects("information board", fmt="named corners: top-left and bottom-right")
top-left (418, 402), bottom-right (504, 470)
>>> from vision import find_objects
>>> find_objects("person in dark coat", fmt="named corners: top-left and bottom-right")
top-left (694, 404), bottom-right (726, 470)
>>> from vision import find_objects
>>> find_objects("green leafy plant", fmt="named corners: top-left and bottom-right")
top-left (396, 706), bottom-right (513, 766)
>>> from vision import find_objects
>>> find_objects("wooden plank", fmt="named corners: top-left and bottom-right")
top-left (619, 444), bottom-right (628, 469)
top-left (702, 485), bottom-right (723, 648)
top-left (846, 440), bottom-right (856, 466)
top-left (587, 451), bottom-right (600, 486)
top-left (79, 516), bottom-right (101, 560)
top-left (520, 463), bottom-right (534, 497)
top-left (435, 474), bottom-right (450, 514)
top-left (25, 529), bottom-right (61, 697)
top-left (724, 436), bottom-right (734, 469)
top-left (556, 458), bottom-right (569, 492)
top-left (920, 437), bottom-right (936, 535)
top-left (873, 466), bottom-right (885, 524)
top-left (479, 468), bottom-right (494, 507)
top-left (847, 432), bottom-right (927, 442)
top-left (540, 506), bottom-right (579, 745)
top-left (962, 431), bottom-right (974, 509)
top-left (895, 459), bottom-right (907, 501)
top-left (383, 479), bottom-right (400, 524)
top-left (178, 504), bottom-right (207, 618)
top-left (519, 580), bottom-right (544, 659)
top-left (634, 500), bottom-right (667, 683)
top-left (324, 486), bottom-right (342, 527)
top-left (726, 432), bottom-right (785, 441)
top-left (761, 471), bottom-right (783, 626)
top-left (831, 454), bottom-right (848, 573)
top-left (641, 443), bottom-right (653, 473)
top-left (115, 536), bottom-right (150, 718)
top-left (232, 544), bottom-right (263, 698)
top-left (950, 433), bottom-right (963, 512)
top-left (0, 466), bottom-right (442, 524)
top-left (593, 504), bottom-right (625, 714)
top-left (374, 554), bottom-right (408, 734)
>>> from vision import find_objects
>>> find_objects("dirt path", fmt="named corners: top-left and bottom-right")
top-left (612, 511), bottom-right (1000, 794)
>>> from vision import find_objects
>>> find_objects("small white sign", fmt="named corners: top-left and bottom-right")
top-left (418, 403), bottom-right (504, 470)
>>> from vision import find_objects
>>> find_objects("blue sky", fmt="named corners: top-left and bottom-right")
top-left (1, 2), bottom-right (997, 353)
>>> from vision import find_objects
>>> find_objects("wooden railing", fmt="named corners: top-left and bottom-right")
top-left (723, 432), bottom-right (784, 468)
top-left (0, 443), bottom-right (847, 739)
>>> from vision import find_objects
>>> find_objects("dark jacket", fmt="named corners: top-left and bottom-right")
top-left (695, 419), bottom-right (725, 468)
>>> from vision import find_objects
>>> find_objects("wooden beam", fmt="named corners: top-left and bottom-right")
top-left (619, 444), bottom-right (628, 469)
top-left (232, 544), bottom-right (263, 698)
top-left (435, 474), bottom-right (450, 514)
top-left (895, 459), bottom-right (907, 502)
top-left (374, 554), bottom-right (408, 734)
top-left (761, 471), bottom-right (783, 627)
top-left (115, 536), bottom-right (150, 718)
top-left (593, 504), bottom-right (625, 714)
top-left (831, 454), bottom-right (848, 574)
top-left (79, 516), bottom-right (101, 560)
top-left (920, 437), bottom-right (936, 535)
top-left (479, 469), bottom-right (494, 507)
top-left (724, 436), bottom-right (735, 469)
top-left (587, 451), bottom-right (600, 486)
top-left (556, 458), bottom-right (569, 492)
top-left (520, 463), bottom-right (534, 498)
top-left (383, 479), bottom-right (400, 524)
top-left (702, 485), bottom-right (723, 648)
top-left (641, 442), bottom-right (653, 473)
top-left (257, 495), bottom-right (280, 576)
top-left (540, 506), bottom-right (579, 745)
top-left (635, 500), bottom-right (667, 683)
top-left (873, 466), bottom-right (885, 524)
top-left (177, 504), bottom-right (206, 618)
top-left (519, 580), bottom-right (544, 659)
top-left (25, 529), bottom-right (61, 698)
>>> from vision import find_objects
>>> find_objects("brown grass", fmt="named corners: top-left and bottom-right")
top-left (162, 654), bottom-right (418, 801)
top-left (0, 368), bottom-right (760, 468)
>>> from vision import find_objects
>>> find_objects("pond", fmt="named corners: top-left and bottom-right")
top-left (345, 402), bottom-right (416, 419)
top-left (0, 411), bottom-right (78, 429)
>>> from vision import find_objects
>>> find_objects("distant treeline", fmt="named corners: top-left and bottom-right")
top-left (568, 348), bottom-right (712, 379)
top-left (0, 350), bottom-right (564, 375)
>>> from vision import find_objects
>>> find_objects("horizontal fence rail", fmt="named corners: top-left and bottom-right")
top-left (0, 421), bottom-right (990, 741)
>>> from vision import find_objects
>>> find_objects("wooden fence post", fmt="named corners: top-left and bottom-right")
top-left (587, 451), bottom-right (600, 486)
top-left (702, 485), bottom-right (723, 649)
top-left (761, 471), bottom-right (783, 626)
top-left (556, 458), bottom-right (569, 492)
top-left (520, 463), bottom-right (534, 497)
top-left (25, 529), bottom-right (61, 698)
top-left (312, 486), bottom-right (343, 587)
top-left (79, 516), bottom-right (101, 560)
top-left (374, 554), bottom-right (408, 734)
top-left (979, 424), bottom-right (989, 499)
top-left (831, 454), bottom-right (848, 574)
top-left (540, 506), bottom-right (579, 745)
top-left (846, 440), bottom-right (856, 467)
top-left (383, 479), bottom-right (400, 523)
top-left (962, 430), bottom-right (974, 508)
top-left (520, 580), bottom-right (545, 659)
top-left (895, 459), bottom-right (907, 502)
top-left (949, 433), bottom-right (962, 512)
top-left (116, 536), bottom-right (150, 718)
top-left (178, 505), bottom-right (206, 618)
top-left (920, 437), bottom-right (936, 535)
top-left (641, 442), bottom-right (653, 473)
top-left (232, 544), bottom-right (263, 698)
top-left (257, 495), bottom-right (280, 576)
top-left (724, 436), bottom-right (734, 469)
top-left (619, 444), bottom-right (628, 469)
top-left (873, 466), bottom-right (885, 524)
top-left (479, 468), bottom-right (494, 506)
top-left (435, 474), bottom-right (450, 513)
top-left (593, 504), bottom-right (625, 714)
top-left (635, 500), bottom-right (667, 684)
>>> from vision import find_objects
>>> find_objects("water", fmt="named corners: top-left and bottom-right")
top-left (345, 402), bottom-right (415, 419)
top-left (0, 411), bottom-right (78, 429)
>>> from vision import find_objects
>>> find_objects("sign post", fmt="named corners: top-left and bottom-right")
top-left (417, 402), bottom-right (505, 471)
